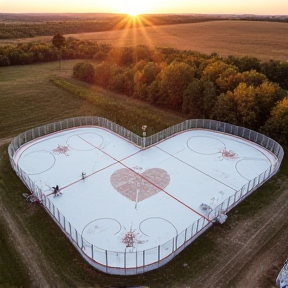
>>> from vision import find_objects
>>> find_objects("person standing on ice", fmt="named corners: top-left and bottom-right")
top-left (52, 185), bottom-right (60, 196)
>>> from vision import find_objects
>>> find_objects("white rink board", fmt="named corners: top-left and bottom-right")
top-left (14, 127), bottom-right (277, 253)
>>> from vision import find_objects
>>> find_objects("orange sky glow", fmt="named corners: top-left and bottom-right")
top-left (1, 0), bottom-right (287, 15)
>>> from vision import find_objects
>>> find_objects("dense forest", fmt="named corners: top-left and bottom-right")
top-left (72, 45), bottom-right (288, 144)
top-left (1, 35), bottom-right (287, 144)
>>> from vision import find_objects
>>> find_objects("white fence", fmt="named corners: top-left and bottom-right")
top-left (8, 117), bottom-right (284, 275)
top-left (276, 258), bottom-right (288, 288)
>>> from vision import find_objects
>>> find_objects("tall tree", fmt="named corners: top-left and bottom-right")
top-left (52, 33), bottom-right (65, 68)
top-left (202, 60), bottom-right (235, 82)
top-left (212, 91), bottom-right (238, 124)
top-left (202, 80), bottom-right (216, 118)
top-left (182, 79), bottom-right (202, 117)
top-left (261, 97), bottom-right (288, 144)
top-left (182, 79), bottom-right (216, 118)
top-left (160, 62), bottom-right (195, 110)
top-left (261, 60), bottom-right (288, 90)
top-left (255, 81), bottom-right (283, 126)
top-left (233, 83), bottom-right (258, 128)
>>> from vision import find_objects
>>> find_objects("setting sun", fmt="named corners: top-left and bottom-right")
top-left (115, 1), bottom-right (150, 16)
top-left (125, 7), bottom-right (141, 16)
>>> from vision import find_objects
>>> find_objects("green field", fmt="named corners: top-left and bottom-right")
top-left (1, 20), bottom-right (288, 61)
top-left (1, 60), bottom-right (288, 288)
top-left (0, 60), bottom-right (185, 139)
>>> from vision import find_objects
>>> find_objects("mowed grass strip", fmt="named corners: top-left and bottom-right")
top-left (51, 76), bottom-right (186, 135)
top-left (0, 60), bottom-right (185, 139)
top-left (0, 60), bottom-right (93, 139)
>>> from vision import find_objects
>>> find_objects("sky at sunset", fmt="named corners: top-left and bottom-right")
top-left (1, 0), bottom-right (287, 15)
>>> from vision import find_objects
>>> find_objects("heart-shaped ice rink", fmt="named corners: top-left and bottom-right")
top-left (13, 125), bottom-right (279, 273)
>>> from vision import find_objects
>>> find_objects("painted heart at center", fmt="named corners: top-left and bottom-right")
top-left (110, 168), bottom-right (170, 202)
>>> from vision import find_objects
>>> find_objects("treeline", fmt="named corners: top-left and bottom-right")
top-left (1, 38), bottom-right (288, 90)
top-left (0, 14), bottom-right (224, 39)
top-left (0, 37), bottom-right (287, 143)
top-left (0, 37), bottom-right (112, 65)
top-left (0, 16), bottom-right (125, 39)
top-left (234, 15), bottom-right (288, 23)
top-left (72, 45), bottom-right (288, 143)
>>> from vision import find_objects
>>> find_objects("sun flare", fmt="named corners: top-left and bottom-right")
top-left (116, 1), bottom-right (148, 16)
top-left (126, 8), bottom-right (140, 16)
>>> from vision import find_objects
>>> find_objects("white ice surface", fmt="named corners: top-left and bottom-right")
top-left (15, 127), bottom-right (277, 254)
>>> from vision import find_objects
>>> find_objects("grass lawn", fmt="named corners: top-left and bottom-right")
top-left (0, 60), bottom-right (185, 139)
top-left (0, 60), bottom-right (287, 287)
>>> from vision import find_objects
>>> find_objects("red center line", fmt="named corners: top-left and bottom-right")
top-left (51, 140), bottom-right (144, 194)
top-left (51, 135), bottom-right (211, 222)
top-left (47, 161), bottom-right (118, 196)
top-left (141, 176), bottom-right (211, 222)
top-left (80, 135), bottom-right (211, 222)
